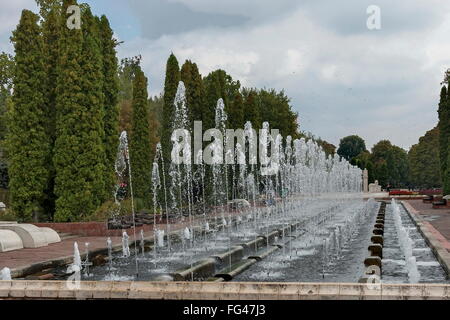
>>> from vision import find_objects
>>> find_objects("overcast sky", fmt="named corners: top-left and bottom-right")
top-left (1, 0), bottom-right (450, 150)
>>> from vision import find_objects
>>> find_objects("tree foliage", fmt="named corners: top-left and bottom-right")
top-left (53, 2), bottom-right (106, 221)
top-left (129, 66), bottom-right (152, 205)
top-left (408, 127), bottom-right (442, 188)
top-left (438, 84), bottom-right (450, 195)
top-left (370, 140), bottom-right (409, 188)
top-left (0, 52), bottom-right (14, 163)
top-left (8, 10), bottom-right (50, 221)
top-left (99, 15), bottom-right (120, 198)
top-left (337, 135), bottom-right (366, 161)
top-left (161, 54), bottom-right (180, 167)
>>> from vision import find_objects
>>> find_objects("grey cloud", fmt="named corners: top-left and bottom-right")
top-left (118, 0), bottom-right (450, 151)
top-left (127, 0), bottom-right (249, 39)
top-left (298, 0), bottom-right (448, 36)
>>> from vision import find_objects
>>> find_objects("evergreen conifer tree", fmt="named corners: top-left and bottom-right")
top-left (162, 53), bottom-right (180, 167)
top-left (129, 66), bottom-right (152, 206)
top-left (99, 15), bottom-right (120, 199)
top-left (8, 10), bottom-right (50, 221)
top-left (181, 60), bottom-right (205, 127)
top-left (53, 1), bottom-right (106, 221)
top-left (41, 3), bottom-right (61, 219)
top-left (438, 86), bottom-right (450, 195)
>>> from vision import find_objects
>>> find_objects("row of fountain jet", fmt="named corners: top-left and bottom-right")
top-left (66, 80), bottom-right (364, 279)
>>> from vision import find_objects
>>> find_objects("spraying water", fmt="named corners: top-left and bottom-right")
top-left (1, 267), bottom-right (11, 280)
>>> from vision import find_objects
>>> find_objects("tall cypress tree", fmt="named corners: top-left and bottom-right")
top-left (204, 69), bottom-right (241, 129)
top-left (79, 7), bottom-right (106, 209)
top-left (99, 15), bottom-right (119, 199)
top-left (181, 60), bottom-right (205, 126)
top-left (203, 72), bottom-right (222, 130)
top-left (162, 53), bottom-right (180, 166)
top-left (438, 85), bottom-right (450, 195)
top-left (180, 60), bottom-right (193, 124)
top-left (8, 10), bottom-right (50, 222)
top-left (0, 52), bottom-right (14, 164)
top-left (53, 1), bottom-right (105, 221)
top-left (41, 4), bottom-right (61, 220)
top-left (129, 66), bottom-right (152, 206)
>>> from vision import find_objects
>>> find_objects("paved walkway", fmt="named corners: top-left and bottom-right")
top-left (0, 236), bottom-right (123, 271)
top-left (0, 209), bottom-right (247, 273)
top-left (404, 199), bottom-right (450, 252)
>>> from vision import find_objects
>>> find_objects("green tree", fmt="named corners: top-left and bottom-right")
top-left (438, 84), bottom-right (450, 195)
top-left (35, 0), bottom-right (62, 19)
top-left (40, 3), bottom-right (61, 219)
top-left (129, 66), bottom-right (152, 206)
top-left (228, 92), bottom-right (245, 129)
top-left (408, 127), bottom-right (442, 188)
top-left (53, 1), bottom-right (105, 221)
top-left (204, 69), bottom-right (240, 129)
top-left (337, 135), bottom-right (367, 161)
top-left (371, 140), bottom-right (409, 188)
top-left (162, 53), bottom-right (180, 166)
top-left (99, 15), bottom-right (120, 199)
top-left (180, 60), bottom-right (205, 126)
top-left (118, 56), bottom-right (141, 101)
top-left (148, 94), bottom-right (163, 162)
top-left (258, 88), bottom-right (299, 139)
top-left (0, 52), bottom-right (14, 163)
top-left (242, 88), bottom-right (261, 130)
top-left (117, 56), bottom-right (141, 134)
top-left (8, 10), bottom-right (50, 221)
top-left (352, 151), bottom-right (374, 183)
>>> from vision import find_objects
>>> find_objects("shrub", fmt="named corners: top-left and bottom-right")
top-left (0, 208), bottom-right (17, 221)
top-left (87, 199), bottom-right (133, 222)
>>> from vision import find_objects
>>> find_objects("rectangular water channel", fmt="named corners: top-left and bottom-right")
top-left (35, 198), bottom-right (448, 284)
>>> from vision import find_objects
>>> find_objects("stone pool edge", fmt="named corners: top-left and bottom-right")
top-left (401, 201), bottom-right (450, 277)
top-left (0, 280), bottom-right (449, 300)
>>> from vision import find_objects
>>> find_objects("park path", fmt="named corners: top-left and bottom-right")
top-left (0, 208), bottom-right (247, 272)
top-left (0, 235), bottom-right (123, 271)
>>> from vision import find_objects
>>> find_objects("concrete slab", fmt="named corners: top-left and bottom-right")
top-left (0, 224), bottom-right (48, 248)
top-left (39, 227), bottom-right (61, 244)
top-left (0, 229), bottom-right (23, 252)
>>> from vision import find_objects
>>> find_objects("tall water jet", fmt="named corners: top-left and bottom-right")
top-left (154, 143), bottom-right (170, 251)
top-left (140, 230), bottom-right (145, 256)
top-left (171, 81), bottom-right (195, 248)
top-left (152, 160), bottom-right (163, 259)
top-left (391, 199), bottom-right (421, 283)
top-left (122, 231), bottom-right (130, 258)
top-left (106, 237), bottom-right (113, 272)
top-left (115, 131), bottom-right (139, 276)
top-left (67, 242), bottom-right (82, 274)
top-left (83, 242), bottom-right (92, 276)
top-left (1, 267), bottom-right (11, 280)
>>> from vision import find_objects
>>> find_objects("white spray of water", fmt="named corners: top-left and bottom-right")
top-left (1, 267), bottom-right (11, 280)
top-left (184, 227), bottom-right (191, 240)
top-left (156, 229), bottom-right (165, 247)
top-left (122, 231), bottom-right (130, 258)
top-left (391, 199), bottom-right (421, 283)
top-left (67, 242), bottom-right (82, 274)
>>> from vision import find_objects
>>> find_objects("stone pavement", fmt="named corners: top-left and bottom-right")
top-left (0, 209), bottom-right (247, 276)
top-left (1, 280), bottom-right (449, 300)
top-left (405, 200), bottom-right (450, 252)
top-left (0, 235), bottom-right (122, 271)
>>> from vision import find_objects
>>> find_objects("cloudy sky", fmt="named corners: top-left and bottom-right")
top-left (1, 0), bottom-right (450, 150)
